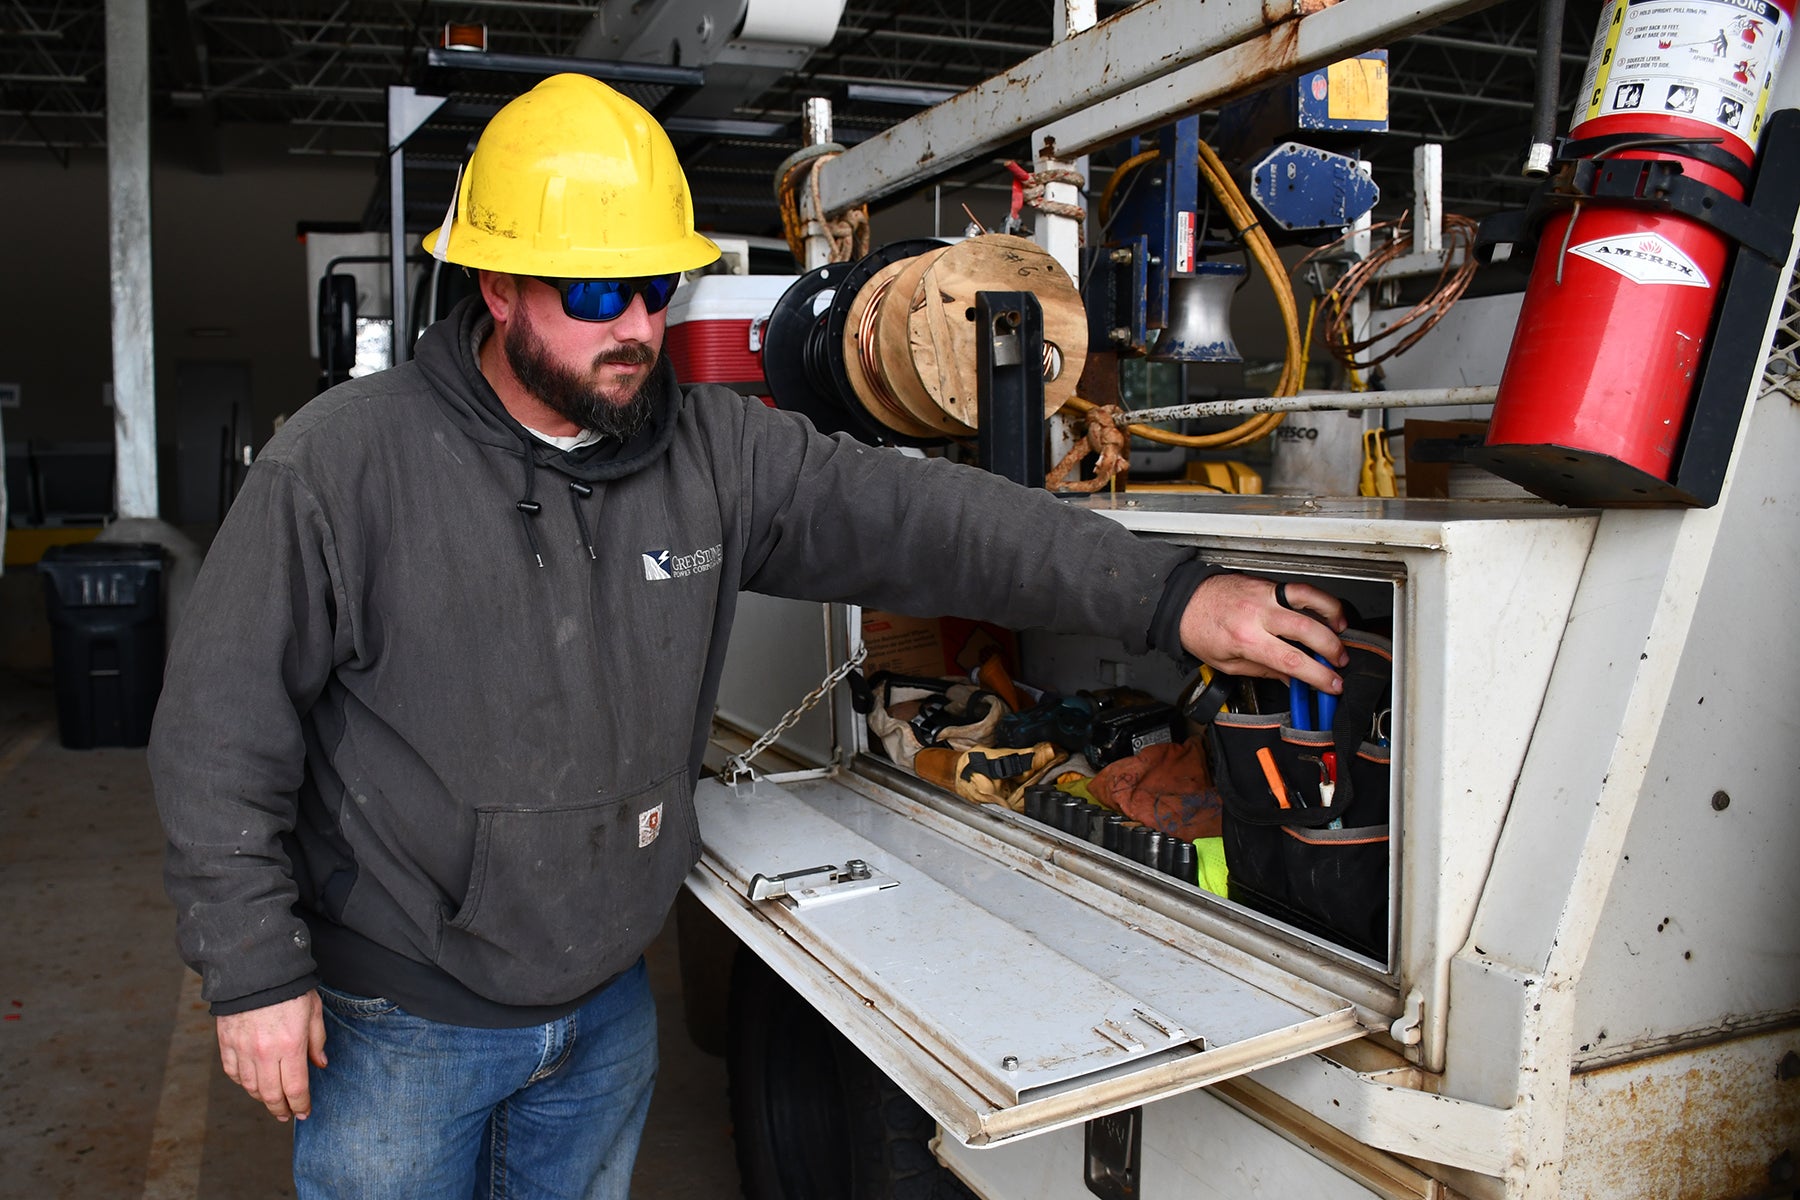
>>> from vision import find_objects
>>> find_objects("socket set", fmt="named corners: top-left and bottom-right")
top-left (1018, 785), bottom-right (1197, 885)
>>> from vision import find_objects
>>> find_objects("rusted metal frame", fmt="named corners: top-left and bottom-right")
top-left (1033, 0), bottom-right (1502, 161)
top-left (814, 0), bottom-right (1336, 216)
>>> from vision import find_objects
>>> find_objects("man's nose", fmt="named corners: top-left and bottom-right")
top-left (608, 294), bottom-right (656, 343)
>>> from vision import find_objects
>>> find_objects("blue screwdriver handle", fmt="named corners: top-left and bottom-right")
top-left (1312, 652), bottom-right (1338, 731)
top-left (1288, 677), bottom-right (1312, 731)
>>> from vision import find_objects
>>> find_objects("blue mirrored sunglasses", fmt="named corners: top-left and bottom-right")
top-left (536, 273), bottom-right (681, 323)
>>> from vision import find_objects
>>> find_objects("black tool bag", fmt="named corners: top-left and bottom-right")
top-left (1207, 632), bottom-right (1393, 959)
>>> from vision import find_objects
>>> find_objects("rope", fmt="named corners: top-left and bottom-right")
top-left (1046, 403), bottom-right (1131, 493)
top-left (1021, 165), bottom-right (1088, 236)
top-left (775, 143), bottom-right (870, 265)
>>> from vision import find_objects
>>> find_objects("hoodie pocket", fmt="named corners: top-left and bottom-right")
top-left (436, 769), bottom-right (695, 1006)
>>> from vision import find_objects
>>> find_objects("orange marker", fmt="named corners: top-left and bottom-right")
top-left (1254, 746), bottom-right (1293, 810)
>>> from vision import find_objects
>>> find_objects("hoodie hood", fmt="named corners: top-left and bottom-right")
top-left (414, 295), bottom-right (688, 565)
top-left (414, 295), bottom-right (684, 485)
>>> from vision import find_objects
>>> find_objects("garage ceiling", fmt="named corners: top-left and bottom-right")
top-left (3, 0), bottom-right (1580, 236)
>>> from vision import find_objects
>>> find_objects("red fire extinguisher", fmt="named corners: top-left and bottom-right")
top-left (1485, 0), bottom-right (1792, 492)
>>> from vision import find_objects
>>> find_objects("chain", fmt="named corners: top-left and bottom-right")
top-left (723, 645), bottom-right (868, 785)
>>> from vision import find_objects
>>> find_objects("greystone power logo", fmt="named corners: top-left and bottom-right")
top-left (642, 544), bottom-right (724, 582)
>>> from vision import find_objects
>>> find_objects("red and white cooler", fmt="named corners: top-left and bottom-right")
top-left (665, 275), bottom-right (799, 405)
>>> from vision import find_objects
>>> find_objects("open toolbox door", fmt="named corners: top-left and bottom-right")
top-left (688, 768), bottom-right (1372, 1147)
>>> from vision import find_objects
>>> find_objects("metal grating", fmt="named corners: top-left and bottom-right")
top-left (1767, 274), bottom-right (1800, 403)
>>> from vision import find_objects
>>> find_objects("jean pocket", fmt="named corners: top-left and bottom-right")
top-left (437, 769), bottom-right (695, 1006)
top-left (316, 984), bottom-right (400, 1019)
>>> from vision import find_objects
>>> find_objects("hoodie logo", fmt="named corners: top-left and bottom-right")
top-left (642, 544), bottom-right (723, 582)
top-left (638, 803), bottom-right (663, 848)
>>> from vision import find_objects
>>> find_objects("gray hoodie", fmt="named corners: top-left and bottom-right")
top-left (149, 297), bottom-right (1203, 1026)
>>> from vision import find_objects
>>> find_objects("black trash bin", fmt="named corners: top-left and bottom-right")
top-left (38, 542), bottom-right (167, 749)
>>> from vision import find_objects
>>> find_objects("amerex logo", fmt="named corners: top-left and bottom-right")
top-left (642, 543), bottom-right (724, 582)
top-left (1567, 233), bottom-right (1710, 288)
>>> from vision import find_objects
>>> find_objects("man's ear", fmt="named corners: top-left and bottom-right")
top-left (477, 270), bottom-right (517, 323)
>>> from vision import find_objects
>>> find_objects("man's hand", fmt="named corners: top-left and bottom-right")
top-left (216, 990), bottom-right (328, 1122)
top-left (1179, 575), bottom-right (1348, 694)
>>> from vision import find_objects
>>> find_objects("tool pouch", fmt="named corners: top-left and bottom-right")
top-left (1207, 632), bottom-right (1393, 958)
top-left (861, 672), bottom-right (1008, 770)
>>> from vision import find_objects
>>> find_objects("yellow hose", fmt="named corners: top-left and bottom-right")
top-left (1081, 140), bottom-right (1302, 450)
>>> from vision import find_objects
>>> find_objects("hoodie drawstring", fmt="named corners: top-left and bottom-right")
top-left (515, 437), bottom-right (600, 566)
top-left (516, 441), bottom-right (545, 567)
top-left (568, 481), bottom-right (597, 561)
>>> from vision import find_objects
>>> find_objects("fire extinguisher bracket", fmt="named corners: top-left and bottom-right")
top-left (1479, 145), bottom-right (1793, 270)
top-left (1467, 108), bottom-right (1800, 510)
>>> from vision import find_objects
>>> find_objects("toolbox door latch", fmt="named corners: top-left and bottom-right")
top-left (746, 859), bottom-right (898, 908)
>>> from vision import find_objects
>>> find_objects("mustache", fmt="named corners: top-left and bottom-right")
top-left (594, 344), bottom-right (658, 368)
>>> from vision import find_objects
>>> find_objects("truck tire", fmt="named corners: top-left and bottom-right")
top-left (727, 951), bottom-right (976, 1200)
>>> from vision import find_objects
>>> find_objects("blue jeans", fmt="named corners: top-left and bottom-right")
top-left (294, 959), bottom-right (657, 1199)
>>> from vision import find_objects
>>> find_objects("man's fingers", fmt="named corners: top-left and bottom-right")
top-left (257, 1073), bottom-right (295, 1122)
top-left (308, 1001), bottom-right (329, 1070)
top-left (215, 992), bottom-right (325, 1123)
top-left (1275, 580), bottom-right (1348, 633)
top-left (1270, 608), bottom-right (1347, 670)
top-left (280, 1055), bottom-right (313, 1122)
top-left (1276, 639), bottom-right (1345, 695)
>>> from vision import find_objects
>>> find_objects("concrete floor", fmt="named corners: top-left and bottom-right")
top-left (0, 667), bottom-right (745, 1199)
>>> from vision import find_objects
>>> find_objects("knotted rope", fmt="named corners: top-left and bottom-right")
top-left (776, 143), bottom-right (871, 264)
top-left (1046, 402), bottom-right (1130, 493)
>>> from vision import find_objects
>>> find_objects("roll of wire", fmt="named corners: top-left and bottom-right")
top-left (846, 234), bottom-right (1085, 439)
top-left (855, 273), bottom-right (1066, 435)
top-left (1077, 139), bottom-right (1301, 450)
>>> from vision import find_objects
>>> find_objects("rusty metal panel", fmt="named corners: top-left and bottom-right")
top-left (817, 0), bottom-right (1335, 214)
top-left (1035, 0), bottom-right (1497, 160)
top-left (1560, 1029), bottom-right (1800, 1199)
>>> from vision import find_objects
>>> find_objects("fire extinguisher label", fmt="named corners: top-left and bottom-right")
top-left (1568, 232), bottom-right (1712, 287)
top-left (1580, 0), bottom-right (1791, 149)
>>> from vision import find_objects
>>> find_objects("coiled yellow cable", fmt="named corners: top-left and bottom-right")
top-left (1082, 139), bottom-right (1302, 449)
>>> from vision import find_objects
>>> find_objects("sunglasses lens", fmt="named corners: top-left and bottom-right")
top-left (638, 274), bottom-right (680, 315)
top-left (559, 279), bottom-right (632, 322)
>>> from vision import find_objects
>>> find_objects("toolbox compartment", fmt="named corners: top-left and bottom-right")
top-left (696, 493), bottom-right (1599, 1142)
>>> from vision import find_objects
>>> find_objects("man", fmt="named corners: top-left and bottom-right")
top-left (149, 73), bottom-right (1346, 1198)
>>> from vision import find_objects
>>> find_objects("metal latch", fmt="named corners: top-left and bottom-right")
top-left (991, 310), bottom-right (1024, 366)
top-left (746, 859), bottom-right (898, 908)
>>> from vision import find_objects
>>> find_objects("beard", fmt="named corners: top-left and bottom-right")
top-left (503, 300), bottom-right (660, 440)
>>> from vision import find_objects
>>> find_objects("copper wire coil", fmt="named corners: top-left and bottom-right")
top-left (853, 272), bottom-right (920, 430)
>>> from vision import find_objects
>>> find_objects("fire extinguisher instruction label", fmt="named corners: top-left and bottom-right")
top-left (1568, 232), bottom-right (1712, 287)
top-left (1580, 0), bottom-right (1790, 148)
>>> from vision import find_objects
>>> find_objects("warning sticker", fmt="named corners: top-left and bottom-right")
top-left (1579, 0), bottom-right (1791, 147)
top-left (1568, 233), bottom-right (1712, 287)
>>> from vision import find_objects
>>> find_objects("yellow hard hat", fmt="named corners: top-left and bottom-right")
top-left (423, 73), bottom-right (720, 278)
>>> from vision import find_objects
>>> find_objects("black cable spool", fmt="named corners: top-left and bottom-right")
top-left (761, 240), bottom-right (948, 446)
top-left (761, 262), bottom-right (856, 438)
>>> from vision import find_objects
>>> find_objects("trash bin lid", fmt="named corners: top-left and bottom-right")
top-left (38, 542), bottom-right (166, 609)
top-left (39, 541), bottom-right (167, 567)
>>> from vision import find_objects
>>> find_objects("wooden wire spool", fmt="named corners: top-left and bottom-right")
top-left (872, 246), bottom-right (964, 435)
top-left (855, 234), bottom-right (1088, 437)
top-left (841, 257), bottom-right (947, 441)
